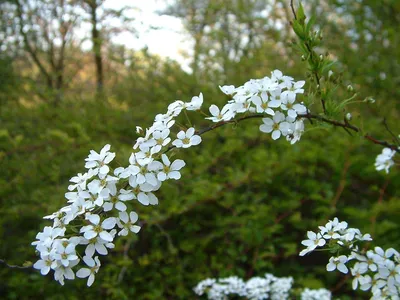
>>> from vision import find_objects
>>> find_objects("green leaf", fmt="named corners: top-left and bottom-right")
top-left (292, 20), bottom-right (305, 40)
top-left (297, 2), bottom-right (306, 24)
top-left (306, 15), bottom-right (316, 34)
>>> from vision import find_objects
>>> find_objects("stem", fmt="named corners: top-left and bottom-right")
top-left (163, 112), bottom-right (399, 154)
top-left (183, 109), bottom-right (193, 127)
top-left (299, 113), bottom-right (400, 153)
top-left (0, 259), bottom-right (31, 269)
top-left (290, 0), bottom-right (297, 20)
top-left (289, 0), bottom-right (326, 114)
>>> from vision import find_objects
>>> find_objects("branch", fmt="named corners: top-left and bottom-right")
top-left (0, 259), bottom-right (31, 269)
top-left (300, 113), bottom-right (400, 153)
top-left (383, 118), bottom-right (400, 145)
top-left (164, 114), bottom-right (265, 154)
top-left (163, 112), bottom-right (399, 155)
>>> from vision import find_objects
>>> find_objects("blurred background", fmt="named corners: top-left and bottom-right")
top-left (1, 0), bottom-right (399, 299)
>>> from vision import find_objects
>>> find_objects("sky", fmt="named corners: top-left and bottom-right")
top-left (103, 0), bottom-right (192, 69)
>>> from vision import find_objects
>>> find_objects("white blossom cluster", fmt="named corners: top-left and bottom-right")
top-left (300, 217), bottom-right (400, 299)
top-left (301, 288), bottom-right (332, 300)
top-left (214, 69), bottom-right (307, 144)
top-left (32, 69), bottom-right (309, 286)
top-left (32, 92), bottom-right (205, 286)
top-left (375, 147), bottom-right (397, 174)
top-left (193, 273), bottom-right (332, 300)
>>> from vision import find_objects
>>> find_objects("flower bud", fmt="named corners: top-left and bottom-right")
top-left (328, 70), bottom-right (333, 78)
top-left (364, 97), bottom-right (375, 103)
top-left (346, 113), bottom-right (352, 121)
top-left (347, 85), bottom-right (353, 92)
top-left (136, 126), bottom-right (143, 134)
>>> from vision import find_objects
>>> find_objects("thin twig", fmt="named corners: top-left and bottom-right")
top-left (299, 113), bottom-right (399, 152)
top-left (163, 112), bottom-right (399, 155)
top-left (331, 156), bottom-right (351, 210)
top-left (369, 179), bottom-right (390, 236)
top-left (331, 273), bottom-right (351, 293)
top-left (0, 259), bottom-right (31, 269)
top-left (383, 118), bottom-right (400, 145)
top-left (290, 0), bottom-right (297, 20)
top-left (117, 238), bottom-right (133, 284)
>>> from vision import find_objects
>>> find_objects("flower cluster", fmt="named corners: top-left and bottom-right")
top-left (375, 147), bottom-right (397, 174)
top-left (213, 69), bottom-right (307, 144)
top-left (193, 273), bottom-right (331, 300)
top-left (300, 218), bottom-right (400, 299)
top-left (32, 92), bottom-right (205, 285)
top-left (301, 288), bottom-right (332, 300)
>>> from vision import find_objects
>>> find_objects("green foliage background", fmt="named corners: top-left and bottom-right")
top-left (1, 1), bottom-right (400, 299)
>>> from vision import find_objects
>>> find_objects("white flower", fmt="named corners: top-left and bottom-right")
top-left (167, 100), bottom-right (185, 116)
top-left (136, 126), bottom-right (143, 134)
top-left (32, 226), bottom-right (65, 248)
top-left (68, 170), bottom-right (95, 191)
top-left (53, 240), bottom-right (79, 267)
top-left (117, 211), bottom-right (141, 236)
top-left (157, 154), bottom-right (185, 181)
top-left (87, 176), bottom-right (117, 197)
top-left (219, 85), bottom-right (236, 95)
top-left (172, 127), bottom-right (202, 148)
top-left (281, 80), bottom-right (305, 100)
top-left (299, 231), bottom-right (326, 256)
top-left (133, 160), bottom-right (160, 186)
top-left (76, 256), bottom-right (101, 287)
top-left (152, 129), bottom-right (171, 147)
top-left (286, 120), bottom-right (305, 144)
top-left (116, 153), bottom-right (141, 179)
top-left (80, 215), bottom-right (116, 242)
top-left (375, 148), bottom-right (396, 173)
top-left (271, 69), bottom-right (294, 87)
top-left (103, 188), bottom-right (133, 212)
top-left (136, 144), bottom-right (161, 164)
top-left (258, 77), bottom-right (279, 93)
top-left (128, 176), bottom-right (159, 206)
top-left (33, 255), bottom-right (54, 275)
top-left (206, 104), bottom-right (235, 122)
top-left (373, 247), bottom-right (399, 264)
top-left (319, 217), bottom-right (347, 239)
top-left (341, 228), bottom-right (362, 242)
top-left (326, 255), bottom-right (349, 273)
top-left (301, 288), bottom-right (332, 300)
top-left (81, 235), bottom-right (113, 257)
top-left (53, 259), bottom-right (79, 285)
top-left (259, 112), bottom-right (291, 140)
top-left (378, 260), bottom-right (400, 289)
top-left (193, 278), bottom-right (216, 295)
top-left (251, 92), bottom-right (280, 115)
top-left (281, 94), bottom-right (307, 118)
top-left (186, 93), bottom-right (203, 111)
top-left (84, 144), bottom-right (116, 178)
top-left (351, 262), bottom-right (369, 290)
top-left (245, 277), bottom-right (271, 299)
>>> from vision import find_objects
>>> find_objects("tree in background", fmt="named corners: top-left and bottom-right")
top-left (161, 0), bottom-right (301, 86)
top-left (10, 0), bottom-right (83, 103)
top-left (78, 0), bottom-right (137, 98)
